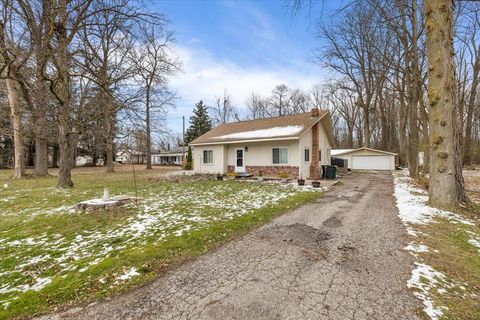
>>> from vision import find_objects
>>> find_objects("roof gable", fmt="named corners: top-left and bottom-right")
top-left (190, 110), bottom-right (332, 145)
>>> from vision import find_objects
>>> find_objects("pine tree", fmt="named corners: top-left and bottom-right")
top-left (185, 101), bottom-right (212, 143)
top-left (185, 145), bottom-right (193, 170)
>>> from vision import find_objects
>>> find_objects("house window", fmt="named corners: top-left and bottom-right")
top-left (319, 150), bottom-right (322, 161)
top-left (272, 147), bottom-right (288, 164)
top-left (304, 148), bottom-right (310, 162)
top-left (203, 150), bottom-right (213, 164)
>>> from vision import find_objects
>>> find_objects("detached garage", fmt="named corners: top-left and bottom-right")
top-left (331, 147), bottom-right (396, 171)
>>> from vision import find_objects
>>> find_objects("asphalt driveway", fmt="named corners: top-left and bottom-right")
top-left (39, 172), bottom-right (420, 320)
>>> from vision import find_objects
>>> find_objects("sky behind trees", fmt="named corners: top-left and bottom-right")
top-left (153, 0), bottom-right (339, 132)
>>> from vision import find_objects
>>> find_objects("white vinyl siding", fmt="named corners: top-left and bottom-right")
top-left (272, 147), bottom-right (288, 164)
top-left (203, 150), bottom-right (213, 164)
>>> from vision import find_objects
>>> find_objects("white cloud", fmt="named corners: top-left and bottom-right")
top-left (168, 45), bottom-right (323, 129)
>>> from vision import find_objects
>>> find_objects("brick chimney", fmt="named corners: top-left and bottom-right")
top-left (311, 108), bottom-right (319, 117)
top-left (309, 121), bottom-right (320, 179)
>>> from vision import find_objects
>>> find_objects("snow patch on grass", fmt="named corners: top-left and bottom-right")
top-left (394, 175), bottom-right (474, 226)
top-left (116, 267), bottom-right (139, 281)
top-left (405, 242), bottom-right (429, 253)
top-left (467, 231), bottom-right (480, 254)
top-left (393, 173), bottom-right (454, 319)
top-left (0, 181), bottom-right (316, 309)
top-left (408, 263), bottom-right (448, 320)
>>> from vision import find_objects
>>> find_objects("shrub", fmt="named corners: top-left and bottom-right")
top-left (184, 146), bottom-right (193, 170)
top-left (278, 172), bottom-right (289, 179)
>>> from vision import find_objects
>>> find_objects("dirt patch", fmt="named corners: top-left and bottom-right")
top-left (337, 244), bottom-right (358, 266)
top-left (323, 216), bottom-right (342, 228)
top-left (259, 223), bottom-right (331, 250)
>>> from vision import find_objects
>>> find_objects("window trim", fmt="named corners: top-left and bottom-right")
top-left (272, 147), bottom-right (289, 165)
top-left (202, 149), bottom-right (214, 165)
top-left (304, 147), bottom-right (310, 163)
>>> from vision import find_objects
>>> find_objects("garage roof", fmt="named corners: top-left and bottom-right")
top-left (332, 147), bottom-right (397, 156)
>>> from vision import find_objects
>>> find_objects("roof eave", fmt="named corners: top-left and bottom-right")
top-left (332, 147), bottom-right (397, 156)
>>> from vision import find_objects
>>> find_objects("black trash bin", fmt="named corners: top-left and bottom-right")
top-left (321, 165), bottom-right (327, 179)
top-left (325, 165), bottom-right (337, 179)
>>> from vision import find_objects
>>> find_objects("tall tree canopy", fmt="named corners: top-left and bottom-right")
top-left (185, 100), bottom-right (212, 144)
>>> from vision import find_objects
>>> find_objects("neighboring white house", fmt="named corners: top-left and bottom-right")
top-left (75, 156), bottom-right (93, 167)
top-left (115, 149), bottom-right (146, 164)
top-left (189, 109), bottom-right (334, 179)
top-left (152, 147), bottom-right (186, 165)
top-left (331, 147), bottom-right (397, 171)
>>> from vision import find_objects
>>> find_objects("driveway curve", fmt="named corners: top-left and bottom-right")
top-left (39, 172), bottom-right (420, 320)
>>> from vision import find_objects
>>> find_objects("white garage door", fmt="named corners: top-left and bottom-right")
top-left (352, 155), bottom-right (391, 170)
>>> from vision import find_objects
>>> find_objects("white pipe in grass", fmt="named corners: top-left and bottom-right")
top-left (103, 188), bottom-right (110, 201)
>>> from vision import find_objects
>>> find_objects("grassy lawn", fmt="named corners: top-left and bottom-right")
top-left (397, 170), bottom-right (480, 320)
top-left (415, 214), bottom-right (480, 320)
top-left (0, 166), bottom-right (321, 319)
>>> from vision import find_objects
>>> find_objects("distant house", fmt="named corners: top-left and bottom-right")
top-left (189, 109), bottom-right (334, 179)
top-left (151, 147), bottom-right (186, 165)
top-left (115, 149), bottom-right (146, 164)
top-left (75, 156), bottom-right (93, 167)
top-left (331, 147), bottom-right (397, 170)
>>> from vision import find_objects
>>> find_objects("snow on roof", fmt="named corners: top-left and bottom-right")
top-left (213, 126), bottom-right (304, 140)
top-left (331, 147), bottom-right (397, 156)
top-left (331, 149), bottom-right (355, 156)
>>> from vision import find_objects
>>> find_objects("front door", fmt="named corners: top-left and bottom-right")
top-left (235, 148), bottom-right (245, 172)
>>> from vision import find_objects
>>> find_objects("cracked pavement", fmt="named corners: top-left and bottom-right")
top-left (39, 172), bottom-right (421, 320)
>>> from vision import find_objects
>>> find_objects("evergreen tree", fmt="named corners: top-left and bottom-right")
top-left (185, 101), bottom-right (212, 143)
top-left (185, 145), bottom-right (193, 170)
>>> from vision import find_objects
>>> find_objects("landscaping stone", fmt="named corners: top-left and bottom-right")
top-left (76, 196), bottom-right (137, 211)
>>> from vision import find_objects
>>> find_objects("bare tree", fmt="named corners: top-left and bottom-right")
top-left (15, 0), bottom-right (59, 176)
top-left (269, 84), bottom-right (291, 116)
top-left (210, 89), bottom-right (239, 126)
top-left (318, 3), bottom-right (382, 147)
top-left (246, 92), bottom-right (269, 120)
top-left (0, 0), bottom-right (29, 178)
top-left (456, 3), bottom-right (480, 165)
top-left (41, 0), bottom-right (93, 187)
top-left (78, 0), bottom-right (140, 173)
top-left (289, 88), bottom-right (310, 113)
top-left (130, 19), bottom-right (180, 170)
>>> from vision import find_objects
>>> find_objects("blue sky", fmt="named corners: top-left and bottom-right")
top-left (151, 0), bottom-right (336, 133)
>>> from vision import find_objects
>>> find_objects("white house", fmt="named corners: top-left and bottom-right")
top-left (115, 149), bottom-right (146, 164)
top-left (331, 147), bottom-right (397, 170)
top-left (189, 109), bottom-right (334, 179)
top-left (75, 155), bottom-right (93, 167)
top-left (152, 147), bottom-right (186, 165)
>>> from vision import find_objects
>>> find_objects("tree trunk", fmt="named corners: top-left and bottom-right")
top-left (105, 113), bottom-right (115, 173)
top-left (398, 79), bottom-right (408, 166)
top-left (55, 2), bottom-right (74, 188)
top-left (6, 78), bottom-right (25, 179)
top-left (406, 0), bottom-right (420, 178)
top-left (32, 27), bottom-right (50, 176)
top-left (420, 98), bottom-right (430, 174)
top-left (52, 143), bottom-right (59, 168)
top-left (425, 0), bottom-right (466, 209)
top-left (34, 116), bottom-right (49, 176)
top-left (145, 89), bottom-right (152, 170)
top-left (362, 105), bottom-right (370, 147)
top-left (57, 120), bottom-right (74, 187)
top-left (463, 66), bottom-right (479, 165)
